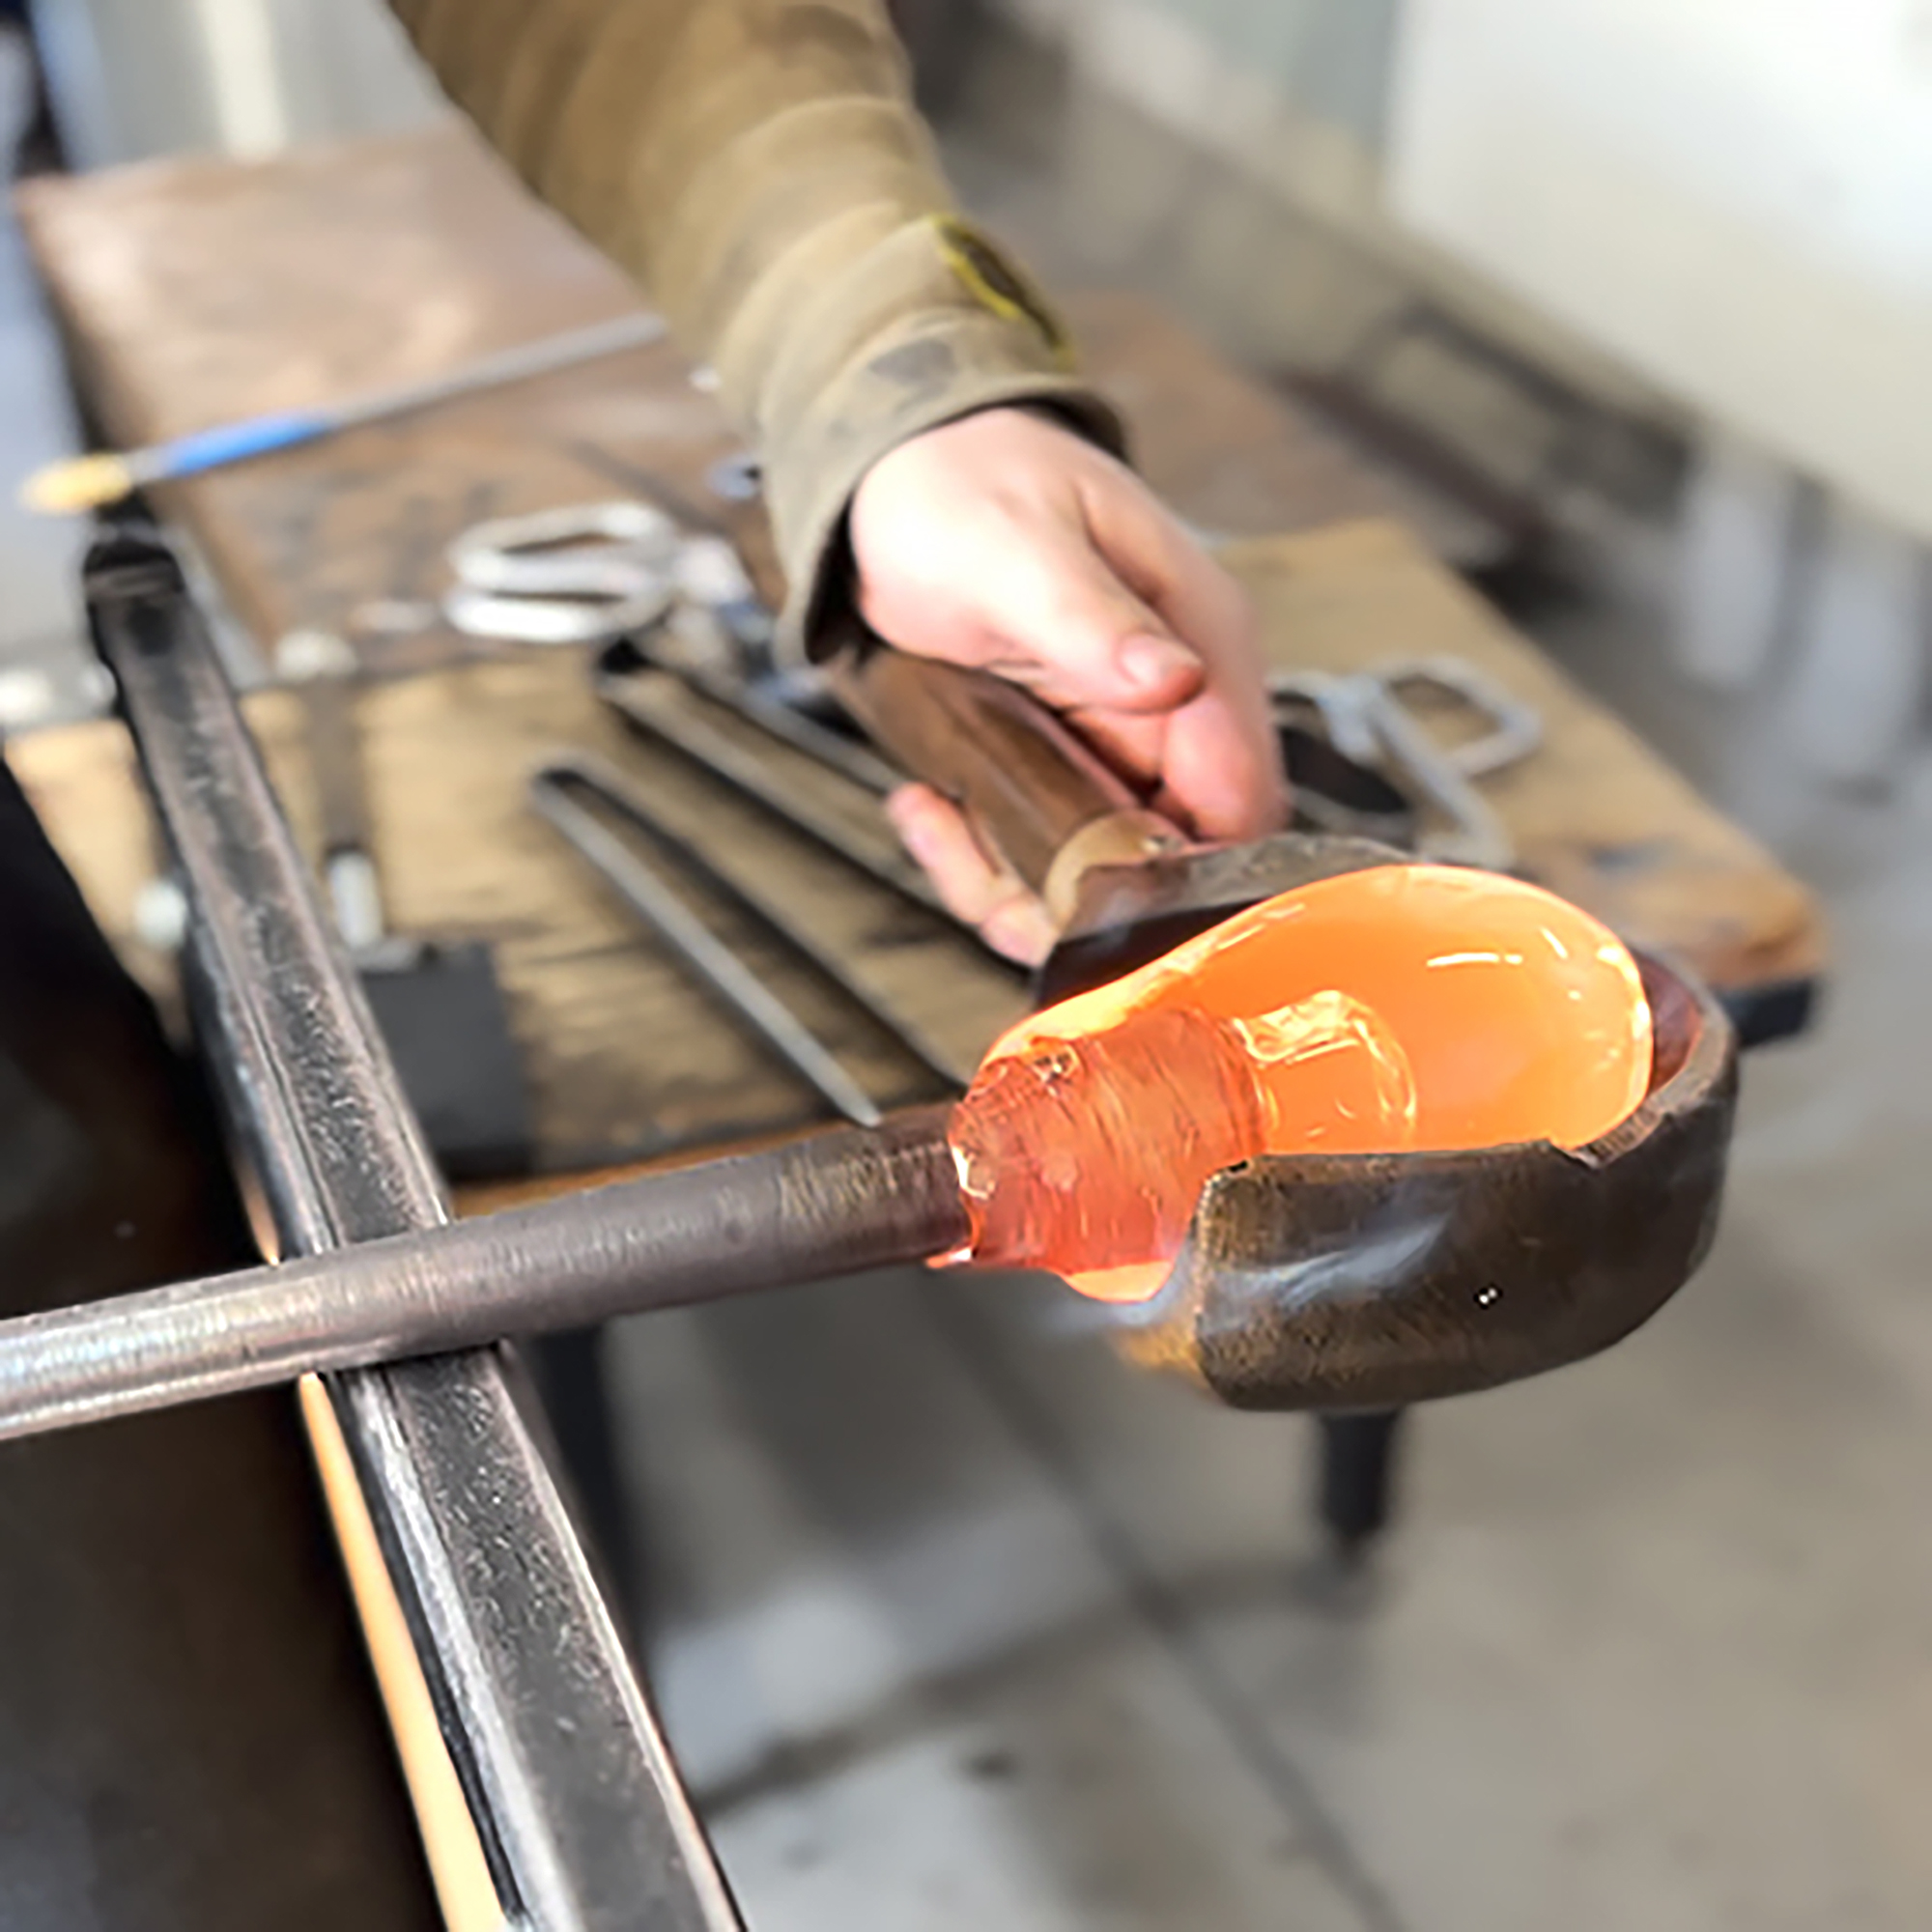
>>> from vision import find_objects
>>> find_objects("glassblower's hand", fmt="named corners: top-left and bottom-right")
top-left (847, 407), bottom-right (1290, 965)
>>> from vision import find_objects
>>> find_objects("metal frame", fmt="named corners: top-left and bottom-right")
top-left (87, 526), bottom-right (745, 1932)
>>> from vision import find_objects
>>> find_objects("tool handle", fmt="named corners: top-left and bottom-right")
top-left (303, 677), bottom-right (390, 950)
top-left (831, 637), bottom-right (1181, 927)
top-left (148, 409), bottom-right (330, 483)
top-left (300, 673), bottom-right (374, 861)
top-left (277, 631), bottom-right (386, 947)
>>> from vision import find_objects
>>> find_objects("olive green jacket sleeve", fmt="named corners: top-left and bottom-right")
top-left (388, 0), bottom-right (1122, 654)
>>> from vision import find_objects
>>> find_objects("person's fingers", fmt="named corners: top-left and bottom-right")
top-left (970, 531), bottom-right (1206, 715)
top-left (866, 518), bottom-right (1205, 718)
top-left (1151, 693), bottom-right (1288, 841)
top-left (884, 785), bottom-right (1002, 921)
top-left (850, 408), bottom-right (1290, 853)
top-left (1079, 480), bottom-right (1289, 838)
top-left (980, 897), bottom-right (1060, 968)
top-left (854, 420), bottom-right (1208, 716)
top-left (884, 784), bottom-right (1057, 966)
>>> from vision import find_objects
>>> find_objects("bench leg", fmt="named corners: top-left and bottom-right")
top-left (1317, 1409), bottom-right (1406, 1557)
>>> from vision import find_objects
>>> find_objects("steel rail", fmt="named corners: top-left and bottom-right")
top-left (86, 527), bottom-right (746, 1932)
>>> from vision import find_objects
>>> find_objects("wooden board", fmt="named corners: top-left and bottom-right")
top-left (9, 519), bottom-right (1821, 1189)
top-left (14, 123), bottom-right (1415, 677)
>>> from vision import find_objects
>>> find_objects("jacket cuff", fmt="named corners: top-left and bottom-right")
top-left (769, 346), bottom-right (1126, 663)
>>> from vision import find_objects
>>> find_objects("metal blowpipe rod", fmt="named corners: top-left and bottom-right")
top-left (0, 1109), bottom-right (966, 1446)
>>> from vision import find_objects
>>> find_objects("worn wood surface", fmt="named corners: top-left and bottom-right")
top-left (14, 123), bottom-right (1413, 675)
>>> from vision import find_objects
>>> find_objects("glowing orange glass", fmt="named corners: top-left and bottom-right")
top-left (947, 865), bottom-right (1653, 1301)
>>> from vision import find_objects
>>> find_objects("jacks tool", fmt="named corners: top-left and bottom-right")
top-left (530, 755), bottom-right (964, 1123)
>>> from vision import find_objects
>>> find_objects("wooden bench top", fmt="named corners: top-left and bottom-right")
top-left (9, 126), bottom-right (1822, 1188)
top-left (14, 122), bottom-right (1423, 671)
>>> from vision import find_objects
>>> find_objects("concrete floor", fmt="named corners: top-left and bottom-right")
top-left (6, 24), bottom-right (1932, 1929)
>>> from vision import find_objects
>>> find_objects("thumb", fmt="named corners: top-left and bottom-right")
top-left (964, 529), bottom-right (1206, 716)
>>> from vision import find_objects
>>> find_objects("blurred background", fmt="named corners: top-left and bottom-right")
top-left (5, 3), bottom-right (1932, 1927)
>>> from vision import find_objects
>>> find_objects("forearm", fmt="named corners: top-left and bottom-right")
top-left (390, 0), bottom-right (1118, 644)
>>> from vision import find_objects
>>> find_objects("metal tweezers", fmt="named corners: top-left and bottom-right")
top-left (529, 755), bottom-right (969, 1123)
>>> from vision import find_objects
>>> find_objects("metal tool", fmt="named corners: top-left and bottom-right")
top-left (82, 526), bottom-right (739, 1931)
top-left (0, 1101), bottom-right (966, 1444)
top-left (442, 498), bottom-right (682, 645)
top-left (440, 497), bottom-right (779, 657)
top-left (597, 662), bottom-right (950, 917)
top-left (1275, 721), bottom-right (1419, 847)
top-left (23, 312), bottom-right (668, 514)
top-left (601, 638), bottom-right (904, 796)
top-left (531, 756), bottom-right (916, 1121)
top-left (1268, 657), bottom-right (1542, 871)
top-left (278, 629), bottom-right (533, 1179)
top-left (534, 753), bottom-right (967, 1091)
top-left (533, 766), bottom-right (883, 1123)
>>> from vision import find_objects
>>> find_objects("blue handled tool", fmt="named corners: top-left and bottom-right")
top-left (19, 311), bottom-right (667, 513)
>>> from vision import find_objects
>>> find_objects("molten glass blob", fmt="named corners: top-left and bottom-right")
top-left (947, 864), bottom-right (1654, 1302)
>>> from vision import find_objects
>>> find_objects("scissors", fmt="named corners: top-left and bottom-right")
top-left (1268, 657), bottom-right (1542, 871)
top-left (441, 499), bottom-right (755, 647)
